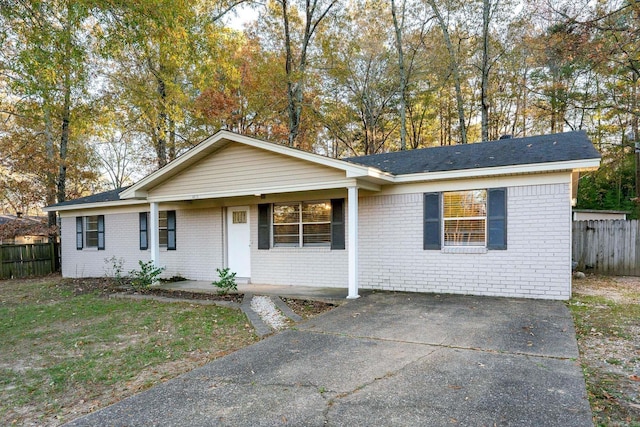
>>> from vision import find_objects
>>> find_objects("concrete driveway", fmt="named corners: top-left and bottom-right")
top-left (65, 292), bottom-right (592, 426)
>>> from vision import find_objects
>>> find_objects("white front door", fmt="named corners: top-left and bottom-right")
top-left (227, 206), bottom-right (251, 278)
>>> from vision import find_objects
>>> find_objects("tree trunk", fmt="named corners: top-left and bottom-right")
top-left (44, 106), bottom-right (57, 228)
top-left (480, 0), bottom-right (490, 142)
top-left (391, 0), bottom-right (407, 150)
top-left (168, 116), bottom-right (176, 162)
top-left (57, 6), bottom-right (73, 207)
top-left (282, 0), bottom-right (298, 147)
top-left (427, 0), bottom-right (467, 144)
top-left (156, 75), bottom-right (168, 168)
top-left (280, 0), bottom-right (337, 148)
top-left (632, 71), bottom-right (640, 200)
top-left (57, 87), bottom-right (70, 205)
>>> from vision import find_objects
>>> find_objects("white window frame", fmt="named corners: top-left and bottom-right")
top-left (158, 211), bottom-right (168, 247)
top-left (85, 215), bottom-right (99, 248)
top-left (272, 201), bottom-right (331, 247)
top-left (442, 190), bottom-right (487, 247)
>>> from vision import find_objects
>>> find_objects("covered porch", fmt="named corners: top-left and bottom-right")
top-left (118, 132), bottom-right (393, 299)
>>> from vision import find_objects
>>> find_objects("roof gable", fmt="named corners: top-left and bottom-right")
top-left (120, 131), bottom-right (386, 200)
top-left (346, 131), bottom-right (601, 175)
top-left (146, 142), bottom-right (350, 200)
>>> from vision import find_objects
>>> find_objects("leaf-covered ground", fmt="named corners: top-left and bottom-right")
top-left (570, 275), bottom-right (640, 426)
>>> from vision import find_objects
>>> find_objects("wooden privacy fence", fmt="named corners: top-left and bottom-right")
top-left (572, 220), bottom-right (640, 276)
top-left (0, 243), bottom-right (58, 279)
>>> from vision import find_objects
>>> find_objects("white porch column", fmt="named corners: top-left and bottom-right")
top-left (347, 185), bottom-right (359, 299)
top-left (149, 202), bottom-right (160, 268)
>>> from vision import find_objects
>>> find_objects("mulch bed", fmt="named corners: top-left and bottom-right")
top-left (141, 288), bottom-right (244, 304)
top-left (59, 277), bottom-right (337, 319)
top-left (281, 297), bottom-right (338, 318)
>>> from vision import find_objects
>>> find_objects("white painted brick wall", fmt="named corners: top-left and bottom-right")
top-left (358, 183), bottom-right (572, 300)
top-left (61, 208), bottom-right (224, 280)
top-left (61, 213), bottom-right (149, 278)
top-left (250, 205), bottom-right (348, 288)
top-left (61, 182), bottom-right (571, 299)
top-left (160, 208), bottom-right (224, 280)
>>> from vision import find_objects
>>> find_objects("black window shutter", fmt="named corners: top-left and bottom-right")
top-left (97, 215), bottom-right (105, 250)
top-left (139, 212), bottom-right (148, 250)
top-left (258, 204), bottom-right (270, 250)
top-left (330, 198), bottom-right (345, 250)
top-left (423, 192), bottom-right (441, 250)
top-left (487, 188), bottom-right (507, 250)
top-left (167, 210), bottom-right (176, 250)
top-left (76, 217), bottom-right (83, 250)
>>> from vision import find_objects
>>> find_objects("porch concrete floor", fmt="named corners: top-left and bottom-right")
top-left (153, 280), bottom-right (349, 302)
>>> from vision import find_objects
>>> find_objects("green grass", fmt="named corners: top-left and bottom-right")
top-left (569, 293), bottom-right (640, 426)
top-left (0, 276), bottom-right (257, 426)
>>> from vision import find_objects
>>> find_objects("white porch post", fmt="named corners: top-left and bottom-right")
top-left (149, 202), bottom-right (160, 268)
top-left (347, 185), bottom-right (359, 299)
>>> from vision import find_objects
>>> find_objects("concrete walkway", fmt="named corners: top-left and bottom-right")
top-left (65, 292), bottom-right (592, 427)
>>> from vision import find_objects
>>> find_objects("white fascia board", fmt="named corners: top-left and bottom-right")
top-left (392, 158), bottom-right (601, 183)
top-left (146, 179), bottom-right (380, 203)
top-left (346, 166), bottom-right (394, 181)
top-left (43, 199), bottom-right (147, 212)
top-left (122, 189), bottom-right (148, 199)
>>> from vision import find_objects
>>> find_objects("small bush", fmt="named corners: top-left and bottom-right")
top-left (104, 256), bottom-right (126, 286)
top-left (212, 268), bottom-right (237, 295)
top-left (129, 260), bottom-right (165, 291)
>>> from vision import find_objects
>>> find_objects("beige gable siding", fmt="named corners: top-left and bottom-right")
top-left (149, 143), bottom-right (347, 198)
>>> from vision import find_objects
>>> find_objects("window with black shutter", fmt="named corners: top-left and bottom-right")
top-left (423, 193), bottom-right (441, 250)
top-left (139, 212), bottom-right (148, 250)
top-left (76, 217), bottom-right (83, 250)
top-left (487, 188), bottom-right (507, 250)
top-left (330, 198), bottom-right (345, 250)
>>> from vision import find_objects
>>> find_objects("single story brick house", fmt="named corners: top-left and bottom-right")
top-left (45, 130), bottom-right (600, 300)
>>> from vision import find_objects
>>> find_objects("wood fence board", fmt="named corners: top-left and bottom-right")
top-left (573, 220), bottom-right (640, 276)
top-left (0, 243), bottom-right (58, 279)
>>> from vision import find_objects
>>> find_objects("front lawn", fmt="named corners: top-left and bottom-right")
top-left (570, 275), bottom-right (640, 427)
top-left (0, 276), bottom-right (258, 426)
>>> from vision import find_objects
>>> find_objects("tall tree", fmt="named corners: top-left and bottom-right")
top-left (96, 0), bottom-right (246, 169)
top-left (270, 0), bottom-right (338, 147)
top-left (0, 0), bottom-right (94, 225)
top-left (318, 1), bottom-right (400, 156)
top-left (391, 0), bottom-right (408, 150)
top-left (480, 0), bottom-right (491, 141)
top-left (425, 0), bottom-right (468, 144)
top-left (194, 35), bottom-right (290, 141)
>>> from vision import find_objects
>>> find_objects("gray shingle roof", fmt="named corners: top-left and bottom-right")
top-left (48, 186), bottom-right (129, 208)
top-left (346, 131), bottom-right (600, 175)
top-left (50, 131), bottom-right (600, 209)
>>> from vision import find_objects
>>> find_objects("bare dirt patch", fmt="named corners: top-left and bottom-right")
top-left (570, 275), bottom-right (640, 426)
top-left (282, 297), bottom-right (337, 319)
top-left (573, 275), bottom-right (640, 304)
